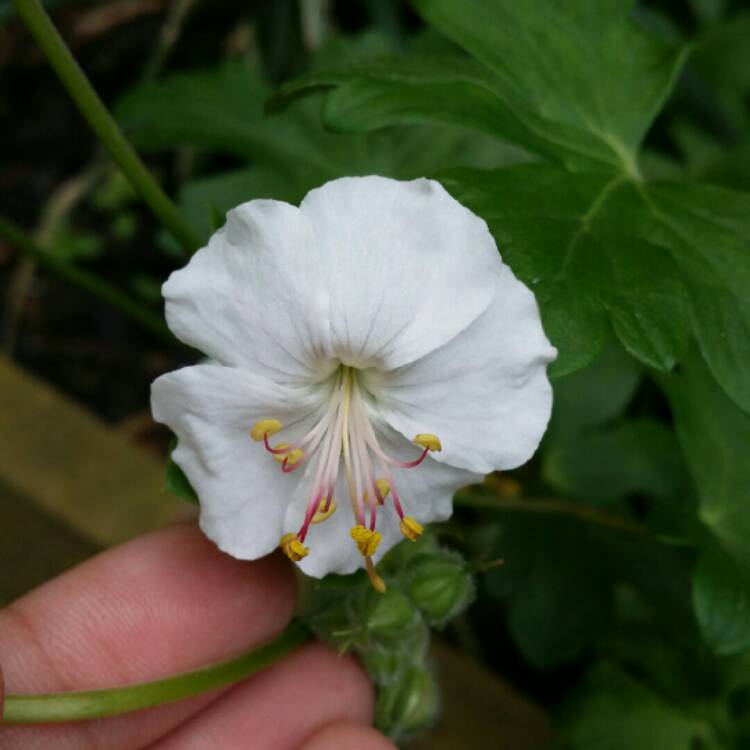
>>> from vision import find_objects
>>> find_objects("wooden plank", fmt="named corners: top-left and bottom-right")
top-left (0, 356), bottom-right (183, 548)
top-left (0, 480), bottom-right (96, 605)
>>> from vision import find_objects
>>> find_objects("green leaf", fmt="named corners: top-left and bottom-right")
top-left (692, 11), bottom-right (750, 134)
top-left (413, 0), bottom-right (687, 172)
top-left (165, 447), bottom-right (198, 505)
top-left (561, 664), bottom-right (721, 750)
top-left (661, 349), bottom-right (750, 653)
top-left (177, 167), bottom-right (304, 243)
top-left (541, 346), bottom-right (689, 507)
top-left (478, 499), bottom-right (695, 666)
top-left (544, 419), bottom-right (687, 506)
top-left (485, 514), bottom-right (612, 667)
top-left (117, 58), bottom-right (522, 196)
top-left (116, 60), bottom-right (348, 177)
top-left (633, 181), bottom-right (750, 415)
top-left (442, 165), bottom-right (691, 376)
top-left (443, 165), bottom-right (750, 411)
top-left (545, 341), bottom-right (642, 439)
top-left (276, 0), bottom-right (688, 173)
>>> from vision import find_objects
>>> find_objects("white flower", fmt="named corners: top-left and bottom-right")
top-left (151, 176), bottom-right (556, 590)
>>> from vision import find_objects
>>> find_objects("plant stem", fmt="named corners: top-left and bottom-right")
top-left (454, 491), bottom-right (645, 535)
top-left (2, 621), bottom-right (310, 724)
top-left (0, 216), bottom-right (173, 344)
top-left (11, 0), bottom-right (201, 254)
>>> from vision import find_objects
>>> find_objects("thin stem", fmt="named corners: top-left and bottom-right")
top-left (142, 0), bottom-right (197, 81)
top-left (0, 216), bottom-right (173, 344)
top-left (2, 620), bottom-right (310, 724)
top-left (11, 0), bottom-right (202, 254)
top-left (3, 165), bottom-right (101, 353)
top-left (454, 491), bottom-right (645, 535)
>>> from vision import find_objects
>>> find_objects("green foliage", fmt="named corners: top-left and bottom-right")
top-left (115, 50), bottom-right (524, 249)
top-left (475, 507), bottom-right (696, 668)
top-left (560, 664), bottom-right (723, 750)
top-left (542, 344), bottom-right (688, 506)
top-left (276, 0), bottom-right (686, 174)
top-left (661, 349), bottom-right (750, 654)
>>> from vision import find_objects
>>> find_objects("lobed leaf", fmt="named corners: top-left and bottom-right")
top-left (661, 349), bottom-right (750, 654)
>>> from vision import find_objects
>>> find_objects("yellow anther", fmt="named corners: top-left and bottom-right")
top-left (271, 444), bottom-right (304, 466)
top-left (350, 525), bottom-right (382, 557)
top-left (251, 419), bottom-right (282, 442)
top-left (413, 433), bottom-right (442, 452)
top-left (364, 479), bottom-right (391, 504)
top-left (400, 516), bottom-right (423, 542)
top-left (312, 499), bottom-right (337, 523)
top-left (279, 532), bottom-right (309, 562)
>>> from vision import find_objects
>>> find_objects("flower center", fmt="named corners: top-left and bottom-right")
top-left (250, 366), bottom-right (441, 592)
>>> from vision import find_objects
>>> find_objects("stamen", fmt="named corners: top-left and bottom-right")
top-left (400, 516), bottom-right (423, 541)
top-left (279, 532), bottom-right (308, 561)
top-left (350, 525), bottom-right (381, 557)
top-left (364, 478), bottom-right (390, 506)
top-left (263, 433), bottom-right (294, 456)
top-left (251, 419), bottom-right (283, 442)
top-left (312, 498), bottom-right (337, 523)
top-left (413, 434), bottom-right (442, 452)
top-left (365, 557), bottom-right (386, 593)
top-left (271, 444), bottom-right (304, 466)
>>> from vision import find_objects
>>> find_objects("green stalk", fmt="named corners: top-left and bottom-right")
top-left (2, 621), bottom-right (310, 724)
top-left (0, 216), bottom-right (172, 343)
top-left (11, 0), bottom-right (202, 254)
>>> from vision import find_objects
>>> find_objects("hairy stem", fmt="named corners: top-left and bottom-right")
top-left (11, 0), bottom-right (201, 253)
top-left (2, 621), bottom-right (310, 724)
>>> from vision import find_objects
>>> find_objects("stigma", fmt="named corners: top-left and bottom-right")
top-left (250, 367), bottom-right (441, 592)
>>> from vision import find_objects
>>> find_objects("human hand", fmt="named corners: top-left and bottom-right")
top-left (0, 522), bottom-right (397, 749)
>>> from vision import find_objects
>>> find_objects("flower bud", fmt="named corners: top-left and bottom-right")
top-left (365, 588), bottom-right (420, 642)
top-left (406, 555), bottom-right (475, 626)
top-left (376, 665), bottom-right (439, 739)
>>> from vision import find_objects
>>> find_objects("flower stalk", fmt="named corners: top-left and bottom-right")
top-left (10, 0), bottom-right (201, 254)
top-left (1, 621), bottom-right (310, 724)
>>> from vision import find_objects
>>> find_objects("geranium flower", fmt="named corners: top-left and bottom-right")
top-left (151, 176), bottom-right (555, 591)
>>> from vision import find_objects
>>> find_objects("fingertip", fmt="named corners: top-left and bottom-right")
top-left (297, 722), bottom-right (397, 750)
top-left (291, 643), bottom-right (375, 725)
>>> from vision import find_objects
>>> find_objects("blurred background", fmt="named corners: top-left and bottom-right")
top-left (2, 0), bottom-right (750, 747)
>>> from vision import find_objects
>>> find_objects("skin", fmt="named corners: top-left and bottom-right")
top-left (0, 522), bottom-right (396, 750)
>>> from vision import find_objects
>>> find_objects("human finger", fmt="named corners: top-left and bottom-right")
top-left (148, 643), bottom-right (374, 750)
top-left (297, 722), bottom-right (397, 750)
top-left (0, 521), bottom-right (296, 750)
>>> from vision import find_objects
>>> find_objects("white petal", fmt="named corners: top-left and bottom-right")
top-left (299, 176), bottom-right (501, 369)
top-left (366, 265), bottom-right (556, 474)
top-left (151, 364), bottom-right (326, 559)
top-left (162, 200), bottom-right (332, 384)
top-left (287, 426), bottom-right (478, 578)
